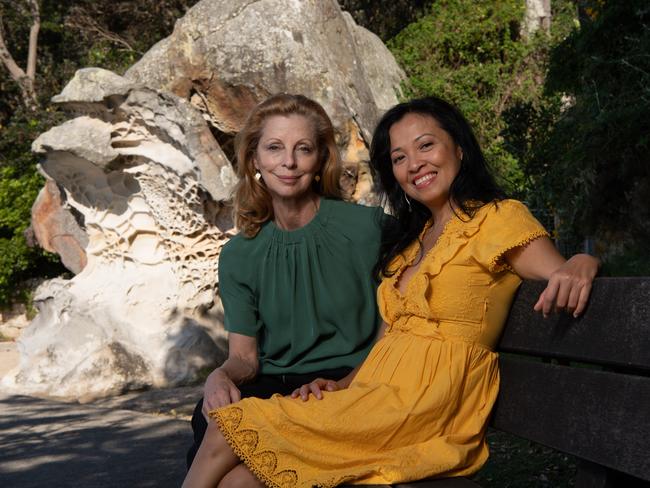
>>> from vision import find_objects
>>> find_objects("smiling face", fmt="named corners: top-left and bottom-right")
top-left (389, 112), bottom-right (463, 214)
top-left (254, 114), bottom-right (321, 203)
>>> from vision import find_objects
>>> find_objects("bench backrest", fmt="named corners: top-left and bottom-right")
top-left (493, 277), bottom-right (650, 483)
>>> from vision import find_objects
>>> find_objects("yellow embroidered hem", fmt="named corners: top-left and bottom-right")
top-left (211, 407), bottom-right (299, 488)
top-left (210, 333), bottom-right (498, 487)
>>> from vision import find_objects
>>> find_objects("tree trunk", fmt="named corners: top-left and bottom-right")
top-left (522, 0), bottom-right (551, 38)
top-left (0, 0), bottom-right (40, 111)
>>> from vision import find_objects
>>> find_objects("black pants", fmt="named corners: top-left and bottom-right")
top-left (186, 367), bottom-right (352, 469)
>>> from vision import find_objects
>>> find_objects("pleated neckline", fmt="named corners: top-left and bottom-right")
top-left (263, 197), bottom-right (331, 244)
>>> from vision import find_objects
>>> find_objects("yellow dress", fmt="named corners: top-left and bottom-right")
top-left (212, 200), bottom-right (548, 487)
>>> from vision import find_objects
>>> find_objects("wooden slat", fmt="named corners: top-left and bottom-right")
top-left (492, 356), bottom-right (650, 481)
top-left (499, 278), bottom-right (650, 370)
top-left (392, 479), bottom-right (479, 487)
top-left (341, 478), bottom-right (479, 487)
top-left (575, 460), bottom-right (650, 488)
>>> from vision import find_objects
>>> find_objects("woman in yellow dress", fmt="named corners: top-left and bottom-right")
top-left (183, 96), bottom-right (599, 487)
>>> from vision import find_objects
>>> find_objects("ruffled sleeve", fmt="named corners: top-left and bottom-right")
top-left (472, 200), bottom-right (549, 273)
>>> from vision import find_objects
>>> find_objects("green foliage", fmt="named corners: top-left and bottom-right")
top-left (600, 242), bottom-right (650, 277)
top-left (524, 1), bottom-right (650, 250)
top-left (0, 0), bottom-right (196, 306)
top-left (0, 108), bottom-right (65, 305)
top-left (388, 0), bottom-right (575, 196)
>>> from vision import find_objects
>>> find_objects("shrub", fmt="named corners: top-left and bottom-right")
top-left (388, 0), bottom-right (575, 196)
top-left (0, 109), bottom-right (65, 306)
top-left (525, 1), bottom-right (650, 251)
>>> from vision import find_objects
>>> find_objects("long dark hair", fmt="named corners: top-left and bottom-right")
top-left (370, 96), bottom-right (505, 278)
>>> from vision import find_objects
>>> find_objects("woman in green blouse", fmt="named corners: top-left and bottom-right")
top-left (187, 94), bottom-right (384, 470)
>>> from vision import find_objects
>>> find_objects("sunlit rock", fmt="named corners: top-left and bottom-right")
top-left (3, 70), bottom-right (232, 399)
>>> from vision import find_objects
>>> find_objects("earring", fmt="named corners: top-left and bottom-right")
top-left (314, 174), bottom-right (321, 182)
top-left (404, 193), bottom-right (412, 212)
top-left (254, 170), bottom-right (261, 181)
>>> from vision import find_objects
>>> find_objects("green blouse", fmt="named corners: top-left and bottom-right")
top-left (218, 198), bottom-right (384, 375)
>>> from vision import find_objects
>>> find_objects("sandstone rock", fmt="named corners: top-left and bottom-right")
top-left (31, 180), bottom-right (88, 274)
top-left (33, 116), bottom-right (119, 167)
top-left (0, 303), bottom-right (29, 341)
top-left (341, 11), bottom-right (405, 113)
top-left (51, 69), bottom-right (236, 202)
top-left (125, 0), bottom-right (405, 201)
top-left (2, 70), bottom-right (233, 399)
top-left (51, 67), bottom-right (137, 104)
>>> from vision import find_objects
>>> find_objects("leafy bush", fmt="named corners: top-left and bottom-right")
top-left (600, 243), bottom-right (650, 277)
top-left (339, 0), bottom-right (429, 40)
top-left (0, 0), bottom-right (196, 306)
top-left (524, 1), bottom-right (650, 254)
top-left (388, 0), bottom-right (575, 196)
top-left (0, 109), bottom-right (65, 305)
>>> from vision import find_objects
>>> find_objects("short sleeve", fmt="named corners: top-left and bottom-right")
top-left (473, 200), bottom-right (550, 273)
top-left (218, 243), bottom-right (259, 337)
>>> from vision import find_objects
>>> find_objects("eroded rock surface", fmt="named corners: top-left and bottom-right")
top-left (3, 69), bottom-right (232, 399)
top-left (125, 0), bottom-right (404, 203)
top-left (31, 180), bottom-right (88, 274)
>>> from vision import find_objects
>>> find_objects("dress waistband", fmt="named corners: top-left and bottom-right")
top-left (388, 315), bottom-right (494, 351)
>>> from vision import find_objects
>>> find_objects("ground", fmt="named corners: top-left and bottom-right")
top-left (0, 341), bottom-right (576, 487)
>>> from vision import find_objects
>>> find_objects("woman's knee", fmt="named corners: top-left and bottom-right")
top-left (200, 422), bottom-right (230, 459)
top-left (217, 464), bottom-right (264, 488)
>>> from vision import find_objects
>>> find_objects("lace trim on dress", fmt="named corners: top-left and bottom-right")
top-left (212, 407), bottom-right (299, 488)
top-left (487, 229), bottom-right (550, 273)
top-left (212, 407), bottom-right (359, 488)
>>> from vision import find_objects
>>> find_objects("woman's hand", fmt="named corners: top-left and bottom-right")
top-left (534, 253), bottom-right (600, 318)
top-left (200, 332), bottom-right (259, 419)
top-left (507, 237), bottom-right (600, 318)
top-left (291, 378), bottom-right (340, 401)
top-left (202, 369), bottom-right (241, 418)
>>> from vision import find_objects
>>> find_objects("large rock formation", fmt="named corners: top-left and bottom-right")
top-left (125, 0), bottom-right (402, 138)
top-left (124, 0), bottom-right (404, 204)
top-left (4, 0), bottom-right (404, 399)
top-left (2, 69), bottom-right (234, 399)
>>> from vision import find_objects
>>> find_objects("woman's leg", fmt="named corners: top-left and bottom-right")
top-left (218, 464), bottom-right (265, 488)
top-left (182, 421), bottom-right (240, 488)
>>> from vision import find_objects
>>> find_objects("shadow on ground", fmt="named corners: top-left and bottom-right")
top-left (0, 393), bottom-right (193, 488)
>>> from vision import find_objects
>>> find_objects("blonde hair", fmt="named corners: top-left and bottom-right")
top-left (233, 93), bottom-right (342, 237)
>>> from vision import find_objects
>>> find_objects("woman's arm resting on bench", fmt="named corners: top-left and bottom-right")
top-left (505, 236), bottom-right (600, 318)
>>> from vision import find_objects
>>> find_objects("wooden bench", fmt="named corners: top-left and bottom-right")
top-left (346, 277), bottom-right (650, 487)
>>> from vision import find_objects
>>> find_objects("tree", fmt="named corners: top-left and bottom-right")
top-left (522, 0), bottom-right (650, 272)
top-left (0, 0), bottom-right (40, 111)
top-left (339, 0), bottom-right (429, 40)
top-left (0, 0), bottom-right (197, 306)
top-left (388, 0), bottom-right (576, 196)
